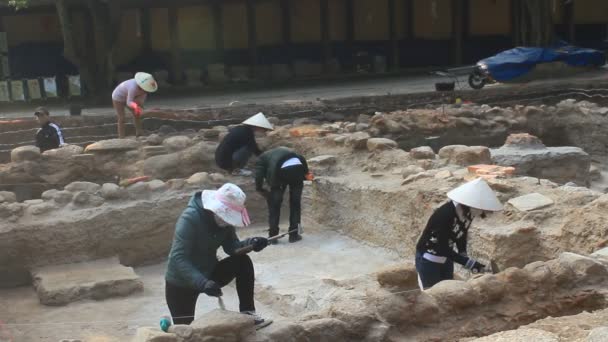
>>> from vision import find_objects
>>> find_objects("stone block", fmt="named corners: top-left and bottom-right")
top-left (508, 193), bottom-right (554, 211)
top-left (345, 132), bottom-right (370, 150)
top-left (146, 134), bottom-right (164, 146)
top-left (0, 191), bottom-right (16, 203)
top-left (492, 134), bottom-right (590, 184)
top-left (367, 138), bottom-right (398, 151)
top-left (467, 164), bottom-right (516, 179)
top-left (587, 327), bottom-right (608, 342)
top-left (100, 183), bottom-right (127, 200)
top-left (148, 180), bottom-right (167, 192)
top-left (309, 155), bottom-right (337, 166)
top-left (132, 327), bottom-right (179, 342)
top-left (190, 309), bottom-right (255, 340)
top-left (434, 170), bottom-right (453, 179)
top-left (425, 280), bottom-right (477, 310)
top-left (558, 252), bottom-right (608, 285)
top-left (52, 190), bottom-right (73, 205)
top-left (402, 165), bottom-right (425, 178)
top-left (65, 181), bottom-right (101, 194)
top-left (301, 318), bottom-right (349, 341)
top-left (438, 145), bottom-right (492, 166)
top-left (42, 144), bottom-right (84, 159)
top-left (31, 257), bottom-right (143, 306)
top-left (11, 145), bottom-right (41, 163)
top-left (85, 139), bottom-right (139, 153)
top-left (470, 328), bottom-right (559, 342)
top-left (410, 146), bottom-right (435, 160)
top-left (376, 263), bottom-right (418, 289)
top-left (186, 172), bottom-right (210, 186)
top-left (163, 136), bottom-right (192, 152)
top-left (209, 173), bottom-right (226, 183)
top-left (144, 146), bottom-right (168, 158)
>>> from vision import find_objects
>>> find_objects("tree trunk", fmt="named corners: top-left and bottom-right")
top-left (519, 0), bottom-right (555, 47)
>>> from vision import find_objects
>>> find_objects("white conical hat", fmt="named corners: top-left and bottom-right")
top-left (135, 72), bottom-right (158, 93)
top-left (447, 178), bottom-right (503, 211)
top-left (243, 112), bottom-right (274, 130)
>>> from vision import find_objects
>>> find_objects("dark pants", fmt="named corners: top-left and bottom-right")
top-left (268, 166), bottom-right (305, 237)
top-left (415, 252), bottom-right (454, 290)
top-left (231, 146), bottom-right (253, 170)
top-left (165, 255), bottom-right (255, 325)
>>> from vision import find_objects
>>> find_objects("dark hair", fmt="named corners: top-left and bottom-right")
top-left (34, 107), bottom-right (50, 116)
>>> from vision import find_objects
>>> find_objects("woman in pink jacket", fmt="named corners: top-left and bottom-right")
top-left (112, 72), bottom-right (158, 138)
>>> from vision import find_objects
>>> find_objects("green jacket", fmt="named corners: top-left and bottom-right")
top-left (165, 192), bottom-right (248, 289)
top-left (255, 147), bottom-right (308, 190)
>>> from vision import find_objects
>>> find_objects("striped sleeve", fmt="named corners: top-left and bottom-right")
top-left (49, 123), bottom-right (65, 145)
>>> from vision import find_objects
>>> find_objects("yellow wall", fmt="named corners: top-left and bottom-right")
top-left (291, 0), bottom-right (321, 43)
top-left (2, 13), bottom-right (62, 47)
top-left (414, 0), bottom-right (452, 39)
top-left (114, 9), bottom-right (143, 65)
top-left (329, 0), bottom-right (347, 41)
top-left (150, 8), bottom-right (170, 51)
top-left (469, 0), bottom-right (510, 35)
top-left (256, 0), bottom-right (282, 46)
top-left (354, 0), bottom-right (389, 41)
top-left (223, 2), bottom-right (248, 49)
top-left (575, 0), bottom-right (608, 24)
top-left (178, 6), bottom-right (214, 50)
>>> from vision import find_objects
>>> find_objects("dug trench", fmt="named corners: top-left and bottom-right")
top-left (1, 99), bottom-right (608, 341)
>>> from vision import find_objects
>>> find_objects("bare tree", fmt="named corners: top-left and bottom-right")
top-left (9, 0), bottom-right (123, 101)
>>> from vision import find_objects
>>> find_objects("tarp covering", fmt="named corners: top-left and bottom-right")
top-left (478, 43), bottom-right (606, 82)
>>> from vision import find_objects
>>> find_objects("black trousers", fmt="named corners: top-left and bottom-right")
top-left (268, 176), bottom-right (303, 237)
top-left (231, 146), bottom-right (253, 170)
top-left (165, 254), bottom-right (255, 325)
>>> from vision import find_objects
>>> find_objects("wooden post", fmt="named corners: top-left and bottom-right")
top-left (279, 0), bottom-right (292, 69)
top-left (452, 0), bottom-right (464, 65)
top-left (388, 0), bottom-right (399, 69)
top-left (511, 0), bottom-right (520, 45)
top-left (345, 0), bottom-right (355, 70)
top-left (320, 0), bottom-right (332, 72)
top-left (168, 6), bottom-right (183, 84)
top-left (246, 0), bottom-right (257, 79)
top-left (565, 0), bottom-right (575, 44)
top-left (212, 0), bottom-right (224, 61)
top-left (141, 7), bottom-right (152, 51)
top-left (404, 0), bottom-right (413, 39)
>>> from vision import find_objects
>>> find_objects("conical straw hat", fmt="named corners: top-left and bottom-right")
top-left (135, 72), bottom-right (158, 93)
top-left (243, 112), bottom-right (274, 130)
top-left (447, 178), bottom-right (503, 211)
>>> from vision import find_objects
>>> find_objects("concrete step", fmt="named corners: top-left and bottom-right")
top-left (31, 257), bottom-right (143, 306)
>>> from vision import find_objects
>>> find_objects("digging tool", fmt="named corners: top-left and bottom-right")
top-left (235, 229), bottom-right (299, 255)
top-left (472, 259), bottom-right (500, 276)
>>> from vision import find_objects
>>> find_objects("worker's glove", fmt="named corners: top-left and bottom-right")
top-left (465, 258), bottom-right (486, 274)
top-left (198, 280), bottom-right (223, 297)
top-left (250, 237), bottom-right (268, 252)
top-left (128, 102), bottom-right (143, 117)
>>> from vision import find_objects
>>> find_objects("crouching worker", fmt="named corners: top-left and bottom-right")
top-left (165, 183), bottom-right (272, 328)
top-left (215, 113), bottom-right (274, 176)
top-left (415, 178), bottom-right (503, 290)
top-left (256, 147), bottom-right (308, 243)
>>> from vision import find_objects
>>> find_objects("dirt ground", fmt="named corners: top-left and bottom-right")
top-left (0, 224), bottom-right (400, 341)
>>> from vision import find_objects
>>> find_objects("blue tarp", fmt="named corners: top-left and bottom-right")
top-left (479, 43), bottom-right (606, 82)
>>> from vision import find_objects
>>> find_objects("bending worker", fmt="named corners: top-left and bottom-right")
top-left (256, 146), bottom-right (308, 243)
top-left (215, 113), bottom-right (274, 176)
top-left (112, 72), bottom-right (158, 138)
top-left (415, 178), bottom-right (503, 290)
top-left (165, 183), bottom-right (272, 328)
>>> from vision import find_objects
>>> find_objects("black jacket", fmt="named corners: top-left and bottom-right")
top-left (35, 122), bottom-right (64, 152)
top-left (416, 201), bottom-right (472, 266)
top-left (255, 147), bottom-right (308, 190)
top-left (215, 125), bottom-right (262, 169)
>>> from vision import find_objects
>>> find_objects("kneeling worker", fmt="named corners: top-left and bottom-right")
top-left (215, 113), bottom-right (274, 176)
top-left (256, 147), bottom-right (308, 243)
top-left (165, 183), bottom-right (272, 328)
top-left (415, 178), bottom-right (503, 290)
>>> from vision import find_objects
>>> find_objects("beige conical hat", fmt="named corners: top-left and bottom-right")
top-left (243, 112), bottom-right (274, 130)
top-left (135, 72), bottom-right (158, 93)
top-left (447, 178), bottom-right (503, 211)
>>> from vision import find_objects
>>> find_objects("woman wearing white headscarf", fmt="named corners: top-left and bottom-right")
top-left (415, 178), bottom-right (503, 290)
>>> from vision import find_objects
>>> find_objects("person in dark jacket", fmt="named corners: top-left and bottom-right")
top-left (415, 178), bottom-right (503, 290)
top-left (34, 107), bottom-right (65, 152)
top-left (215, 113), bottom-right (274, 176)
top-left (255, 147), bottom-right (308, 243)
top-left (165, 183), bottom-right (272, 328)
